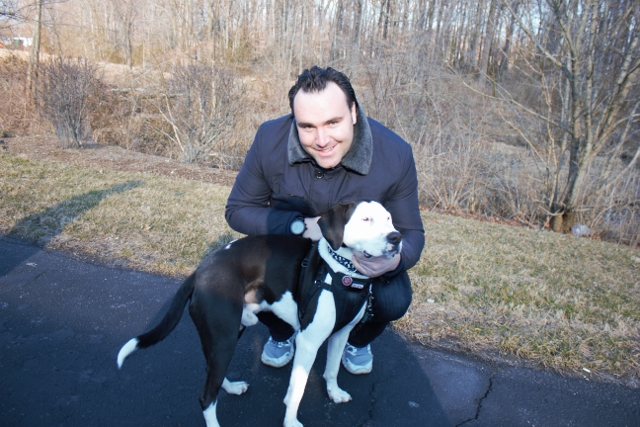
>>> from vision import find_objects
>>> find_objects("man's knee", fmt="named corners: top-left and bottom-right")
top-left (371, 272), bottom-right (412, 322)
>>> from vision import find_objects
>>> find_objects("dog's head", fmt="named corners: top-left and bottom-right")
top-left (318, 201), bottom-right (402, 258)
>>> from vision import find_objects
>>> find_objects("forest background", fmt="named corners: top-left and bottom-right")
top-left (1, 0), bottom-right (639, 246)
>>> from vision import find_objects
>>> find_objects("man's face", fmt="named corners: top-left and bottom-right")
top-left (293, 82), bottom-right (357, 169)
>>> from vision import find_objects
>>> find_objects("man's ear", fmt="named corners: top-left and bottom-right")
top-left (318, 202), bottom-right (357, 250)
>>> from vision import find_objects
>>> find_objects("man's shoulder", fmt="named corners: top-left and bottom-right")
top-left (367, 117), bottom-right (413, 156)
top-left (257, 114), bottom-right (294, 136)
top-left (245, 114), bottom-right (293, 170)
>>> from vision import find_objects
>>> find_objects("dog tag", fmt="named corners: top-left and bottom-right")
top-left (342, 276), bottom-right (353, 286)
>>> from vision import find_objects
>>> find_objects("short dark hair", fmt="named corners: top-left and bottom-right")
top-left (288, 66), bottom-right (357, 115)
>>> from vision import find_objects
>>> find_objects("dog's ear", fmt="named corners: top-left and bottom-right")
top-left (318, 202), bottom-right (358, 250)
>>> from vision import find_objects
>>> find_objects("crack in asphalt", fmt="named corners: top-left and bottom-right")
top-left (455, 373), bottom-right (495, 427)
top-left (357, 377), bottom-right (377, 427)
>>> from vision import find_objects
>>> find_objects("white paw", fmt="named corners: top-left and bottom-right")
top-left (283, 418), bottom-right (303, 427)
top-left (222, 378), bottom-right (249, 395)
top-left (327, 387), bottom-right (352, 404)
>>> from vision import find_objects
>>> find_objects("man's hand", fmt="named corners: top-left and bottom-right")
top-left (302, 216), bottom-right (322, 241)
top-left (351, 251), bottom-right (401, 278)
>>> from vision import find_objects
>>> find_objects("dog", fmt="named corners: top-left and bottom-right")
top-left (117, 201), bottom-right (402, 427)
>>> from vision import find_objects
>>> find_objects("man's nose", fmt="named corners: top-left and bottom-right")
top-left (315, 128), bottom-right (329, 147)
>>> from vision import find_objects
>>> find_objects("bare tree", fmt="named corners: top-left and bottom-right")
top-left (26, 0), bottom-right (43, 102)
top-left (159, 65), bottom-right (245, 165)
top-left (0, 0), bottom-right (26, 29)
top-left (502, 0), bottom-right (640, 232)
top-left (110, 0), bottom-right (137, 68)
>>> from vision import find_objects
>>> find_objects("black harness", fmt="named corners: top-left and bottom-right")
top-left (297, 243), bottom-right (374, 334)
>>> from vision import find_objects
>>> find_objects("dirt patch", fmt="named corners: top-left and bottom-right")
top-left (2, 135), bottom-right (238, 187)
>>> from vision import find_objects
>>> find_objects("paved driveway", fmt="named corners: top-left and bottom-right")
top-left (1, 237), bottom-right (638, 427)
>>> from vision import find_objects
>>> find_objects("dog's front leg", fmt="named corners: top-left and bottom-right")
top-left (323, 304), bottom-right (366, 403)
top-left (283, 291), bottom-right (335, 427)
top-left (324, 327), bottom-right (354, 403)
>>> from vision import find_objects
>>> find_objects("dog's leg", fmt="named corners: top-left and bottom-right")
top-left (323, 304), bottom-right (366, 403)
top-left (202, 402), bottom-right (220, 427)
top-left (222, 377), bottom-right (249, 395)
top-left (189, 292), bottom-right (245, 427)
top-left (283, 291), bottom-right (335, 427)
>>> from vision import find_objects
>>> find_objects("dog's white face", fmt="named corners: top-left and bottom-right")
top-left (342, 201), bottom-right (402, 258)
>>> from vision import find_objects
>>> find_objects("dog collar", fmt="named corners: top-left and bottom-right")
top-left (326, 245), bottom-right (358, 274)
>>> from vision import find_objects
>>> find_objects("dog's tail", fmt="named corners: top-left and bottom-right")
top-left (117, 273), bottom-right (196, 369)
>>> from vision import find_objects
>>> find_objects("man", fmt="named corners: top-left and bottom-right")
top-left (225, 66), bottom-right (424, 374)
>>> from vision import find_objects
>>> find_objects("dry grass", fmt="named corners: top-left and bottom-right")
top-left (1, 151), bottom-right (639, 387)
top-left (0, 153), bottom-right (240, 276)
top-left (398, 212), bottom-right (640, 387)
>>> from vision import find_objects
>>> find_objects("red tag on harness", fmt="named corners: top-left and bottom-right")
top-left (342, 276), bottom-right (353, 286)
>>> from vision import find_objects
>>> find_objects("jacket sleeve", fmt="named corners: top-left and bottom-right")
top-left (225, 124), bottom-right (302, 236)
top-left (383, 145), bottom-right (425, 273)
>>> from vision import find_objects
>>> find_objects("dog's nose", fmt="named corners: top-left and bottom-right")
top-left (386, 232), bottom-right (402, 245)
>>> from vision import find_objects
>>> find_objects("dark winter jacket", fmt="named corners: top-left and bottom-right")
top-left (225, 106), bottom-right (425, 272)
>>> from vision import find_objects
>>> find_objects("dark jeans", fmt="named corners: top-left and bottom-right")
top-left (258, 271), bottom-right (413, 347)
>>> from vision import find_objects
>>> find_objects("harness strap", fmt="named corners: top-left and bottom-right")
top-left (297, 243), bottom-right (375, 333)
top-left (298, 261), bottom-right (330, 320)
top-left (326, 269), bottom-right (372, 334)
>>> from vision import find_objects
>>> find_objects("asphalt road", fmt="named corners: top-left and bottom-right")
top-left (1, 236), bottom-right (638, 427)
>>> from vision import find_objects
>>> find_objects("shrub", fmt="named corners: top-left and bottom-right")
top-left (38, 56), bottom-right (103, 148)
top-left (160, 65), bottom-right (245, 165)
top-left (0, 56), bottom-right (36, 135)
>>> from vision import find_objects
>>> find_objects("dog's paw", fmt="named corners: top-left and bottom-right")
top-left (327, 386), bottom-right (352, 404)
top-left (283, 419), bottom-right (303, 427)
top-left (222, 378), bottom-right (249, 395)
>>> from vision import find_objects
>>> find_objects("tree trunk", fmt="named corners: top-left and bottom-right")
top-left (26, 0), bottom-right (43, 103)
top-left (479, 0), bottom-right (497, 86)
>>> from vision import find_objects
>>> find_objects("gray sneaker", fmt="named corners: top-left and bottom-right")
top-left (261, 336), bottom-right (295, 368)
top-left (342, 343), bottom-right (373, 375)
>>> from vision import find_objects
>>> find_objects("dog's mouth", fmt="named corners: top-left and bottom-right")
top-left (383, 247), bottom-right (401, 258)
top-left (360, 246), bottom-right (401, 259)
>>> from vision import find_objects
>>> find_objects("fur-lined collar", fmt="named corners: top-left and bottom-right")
top-left (287, 105), bottom-right (373, 175)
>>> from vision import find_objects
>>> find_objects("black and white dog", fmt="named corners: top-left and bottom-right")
top-left (117, 201), bottom-right (402, 427)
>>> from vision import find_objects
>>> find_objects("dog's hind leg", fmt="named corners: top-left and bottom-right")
top-left (222, 377), bottom-right (249, 395)
top-left (190, 292), bottom-right (246, 427)
top-left (202, 401), bottom-right (220, 427)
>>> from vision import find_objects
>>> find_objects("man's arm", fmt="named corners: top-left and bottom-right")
top-left (225, 123), bottom-right (303, 236)
top-left (351, 145), bottom-right (424, 278)
top-left (383, 144), bottom-right (425, 272)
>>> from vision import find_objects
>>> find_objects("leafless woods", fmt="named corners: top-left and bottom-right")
top-left (1, 0), bottom-right (638, 246)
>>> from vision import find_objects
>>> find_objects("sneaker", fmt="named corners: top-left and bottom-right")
top-left (261, 336), bottom-right (295, 368)
top-left (342, 343), bottom-right (373, 375)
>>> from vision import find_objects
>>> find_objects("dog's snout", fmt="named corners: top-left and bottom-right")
top-left (386, 231), bottom-right (402, 245)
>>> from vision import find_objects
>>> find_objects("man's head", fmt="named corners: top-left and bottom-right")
top-left (289, 66), bottom-right (359, 169)
top-left (288, 66), bottom-right (357, 113)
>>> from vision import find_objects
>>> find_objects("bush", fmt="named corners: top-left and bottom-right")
top-left (38, 56), bottom-right (103, 148)
top-left (0, 56), bottom-right (37, 135)
top-left (161, 65), bottom-right (246, 165)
